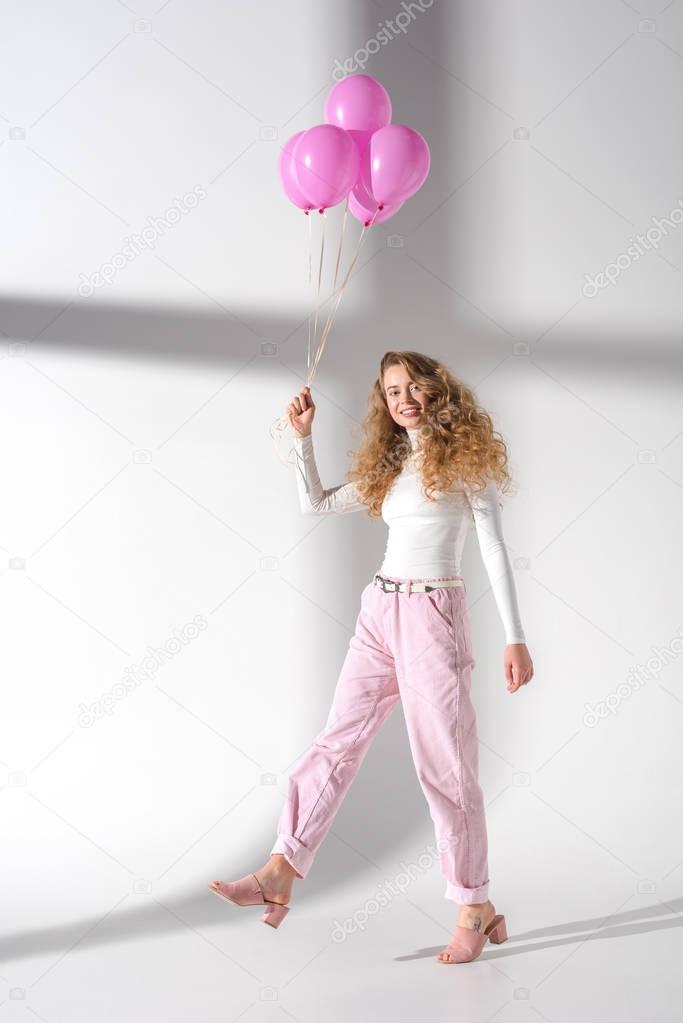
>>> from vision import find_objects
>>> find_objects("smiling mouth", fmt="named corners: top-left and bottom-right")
top-left (401, 407), bottom-right (421, 417)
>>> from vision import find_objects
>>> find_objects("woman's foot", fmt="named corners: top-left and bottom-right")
top-left (209, 854), bottom-right (297, 906)
top-left (437, 899), bottom-right (497, 963)
top-left (253, 854), bottom-right (297, 905)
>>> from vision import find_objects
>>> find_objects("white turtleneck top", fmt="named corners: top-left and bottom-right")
top-left (291, 427), bottom-right (526, 645)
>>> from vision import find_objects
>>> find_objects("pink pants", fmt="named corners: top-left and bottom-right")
top-left (270, 573), bottom-right (490, 904)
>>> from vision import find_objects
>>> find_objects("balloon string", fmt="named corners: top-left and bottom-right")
top-left (312, 210), bottom-right (326, 350)
top-left (332, 195), bottom-right (349, 291)
top-left (307, 204), bottom-right (380, 386)
top-left (308, 224), bottom-right (367, 385)
top-left (306, 210), bottom-right (312, 376)
top-left (306, 210), bottom-right (375, 335)
top-left (271, 204), bottom-right (380, 465)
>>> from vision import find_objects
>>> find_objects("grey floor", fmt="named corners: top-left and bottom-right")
top-left (7, 825), bottom-right (681, 1022)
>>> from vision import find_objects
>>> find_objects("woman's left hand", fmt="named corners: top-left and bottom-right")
top-left (504, 644), bottom-right (534, 693)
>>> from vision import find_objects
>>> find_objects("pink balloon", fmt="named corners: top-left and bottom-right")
top-left (346, 127), bottom-right (373, 163)
top-left (349, 136), bottom-right (401, 223)
top-left (350, 175), bottom-right (378, 214)
top-left (293, 124), bottom-right (360, 210)
top-left (277, 131), bottom-right (314, 211)
top-left (350, 137), bottom-right (375, 209)
top-left (324, 74), bottom-right (392, 136)
top-left (348, 189), bottom-right (403, 227)
top-left (362, 124), bottom-right (430, 205)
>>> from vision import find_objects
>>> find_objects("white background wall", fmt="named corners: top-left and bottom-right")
top-left (2, 1), bottom-right (682, 1018)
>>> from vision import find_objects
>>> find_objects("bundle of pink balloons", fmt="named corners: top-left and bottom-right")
top-left (278, 74), bottom-right (430, 227)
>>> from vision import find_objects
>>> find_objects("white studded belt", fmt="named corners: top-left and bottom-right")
top-left (372, 573), bottom-right (465, 595)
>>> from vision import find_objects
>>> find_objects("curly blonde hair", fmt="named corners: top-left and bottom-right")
top-left (344, 350), bottom-right (514, 519)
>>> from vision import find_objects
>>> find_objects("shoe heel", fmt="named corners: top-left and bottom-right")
top-left (488, 915), bottom-right (508, 944)
top-left (262, 902), bottom-right (290, 928)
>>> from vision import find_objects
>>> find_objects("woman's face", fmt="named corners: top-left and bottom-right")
top-left (383, 364), bottom-right (428, 429)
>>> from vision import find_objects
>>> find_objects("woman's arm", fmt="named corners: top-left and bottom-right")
top-left (293, 431), bottom-right (367, 515)
top-left (466, 479), bottom-right (526, 645)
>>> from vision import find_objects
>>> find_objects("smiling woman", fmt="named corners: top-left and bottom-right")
top-left (209, 349), bottom-right (533, 966)
top-left (287, 352), bottom-right (528, 647)
top-left (344, 350), bottom-right (516, 514)
top-left (385, 364), bottom-right (427, 421)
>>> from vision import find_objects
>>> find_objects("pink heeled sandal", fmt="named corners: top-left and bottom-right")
top-left (438, 912), bottom-right (508, 964)
top-left (208, 874), bottom-right (291, 928)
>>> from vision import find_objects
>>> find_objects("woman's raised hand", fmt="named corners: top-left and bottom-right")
top-left (288, 386), bottom-right (315, 437)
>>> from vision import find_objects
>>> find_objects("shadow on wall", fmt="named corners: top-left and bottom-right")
top-left (1, 297), bottom-right (681, 377)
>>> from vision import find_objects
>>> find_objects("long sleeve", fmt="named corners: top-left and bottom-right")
top-left (466, 479), bottom-right (527, 645)
top-left (292, 432), bottom-right (367, 515)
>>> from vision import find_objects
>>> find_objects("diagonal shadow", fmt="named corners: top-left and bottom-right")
top-left (398, 893), bottom-right (683, 963)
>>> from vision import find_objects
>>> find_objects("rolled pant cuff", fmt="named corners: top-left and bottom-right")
top-left (444, 879), bottom-right (490, 904)
top-left (270, 835), bottom-right (313, 879)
